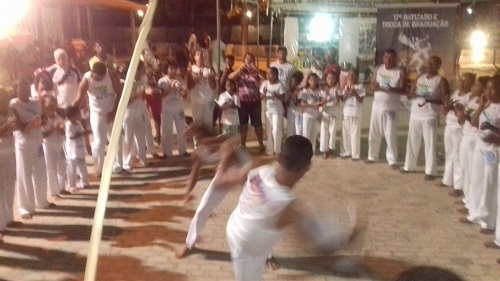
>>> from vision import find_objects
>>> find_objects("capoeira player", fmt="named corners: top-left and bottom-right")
top-left (72, 62), bottom-right (124, 177)
top-left (401, 56), bottom-right (450, 180)
top-left (437, 73), bottom-right (475, 195)
top-left (366, 48), bottom-right (407, 168)
top-left (10, 80), bottom-right (51, 219)
top-left (176, 135), bottom-right (254, 259)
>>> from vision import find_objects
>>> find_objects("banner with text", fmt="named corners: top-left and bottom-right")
top-left (376, 4), bottom-right (458, 80)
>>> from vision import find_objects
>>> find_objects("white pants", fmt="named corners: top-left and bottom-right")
top-left (287, 109), bottom-right (302, 137)
top-left (16, 145), bottom-right (49, 215)
top-left (367, 108), bottom-right (398, 165)
top-left (468, 146), bottom-right (498, 229)
top-left (459, 134), bottom-right (477, 210)
top-left (89, 111), bottom-right (123, 174)
top-left (43, 143), bottom-right (66, 196)
top-left (403, 118), bottom-right (437, 175)
top-left (142, 109), bottom-right (156, 155)
top-left (342, 116), bottom-right (362, 159)
top-left (442, 125), bottom-right (463, 188)
top-left (161, 106), bottom-right (187, 156)
top-left (67, 158), bottom-right (89, 188)
top-left (0, 150), bottom-right (15, 230)
top-left (185, 176), bottom-right (230, 249)
top-left (192, 101), bottom-right (214, 130)
top-left (226, 223), bottom-right (268, 281)
top-left (320, 112), bottom-right (336, 152)
top-left (495, 166), bottom-right (500, 247)
top-left (302, 115), bottom-right (318, 147)
top-left (123, 111), bottom-right (147, 170)
top-left (265, 110), bottom-right (283, 155)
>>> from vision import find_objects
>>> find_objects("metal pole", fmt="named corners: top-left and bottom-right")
top-left (256, 5), bottom-right (260, 68)
top-left (267, 11), bottom-right (274, 67)
top-left (216, 0), bottom-right (221, 93)
top-left (83, 1), bottom-right (157, 280)
top-left (86, 7), bottom-right (93, 42)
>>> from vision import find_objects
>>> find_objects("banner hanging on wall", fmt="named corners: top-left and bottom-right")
top-left (376, 4), bottom-right (458, 81)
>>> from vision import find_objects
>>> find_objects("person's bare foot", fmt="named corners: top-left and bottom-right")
top-left (21, 213), bottom-right (32, 219)
top-left (182, 194), bottom-right (194, 206)
top-left (7, 221), bottom-right (22, 228)
top-left (175, 245), bottom-right (193, 259)
top-left (322, 153), bottom-right (329, 159)
top-left (266, 256), bottom-right (280, 270)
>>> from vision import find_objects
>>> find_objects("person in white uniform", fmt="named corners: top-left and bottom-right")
top-left (158, 62), bottom-right (189, 157)
top-left (260, 67), bottom-right (286, 155)
top-left (366, 49), bottom-right (407, 168)
top-left (270, 47), bottom-right (296, 135)
top-left (438, 73), bottom-right (475, 194)
top-left (299, 73), bottom-right (323, 145)
top-left (402, 56), bottom-right (450, 180)
top-left (72, 62), bottom-right (124, 177)
top-left (65, 106), bottom-right (91, 191)
top-left (40, 95), bottom-right (66, 198)
top-left (340, 69), bottom-right (366, 160)
top-left (319, 71), bottom-right (341, 158)
top-left (0, 88), bottom-right (17, 234)
top-left (217, 79), bottom-right (240, 136)
top-left (286, 72), bottom-right (305, 137)
top-left (176, 136), bottom-right (253, 259)
top-left (47, 49), bottom-right (81, 116)
top-left (188, 49), bottom-right (216, 135)
top-left (225, 135), bottom-right (314, 281)
top-left (467, 76), bottom-right (500, 233)
top-left (10, 80), bottom-right (51, 219)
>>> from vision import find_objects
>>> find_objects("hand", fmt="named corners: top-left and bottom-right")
top-left (479, 94), bottom-right (489, 108)
top-left (482, 132), bottom-right (500, 145)
top-left (480, 121), bottom-right (494, 131)
top-left (145, 87), bottom-right (155, 96)
top-left (6, 117), bottom-right (17, 129)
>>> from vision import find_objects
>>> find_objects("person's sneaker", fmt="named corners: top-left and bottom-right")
top-left (400, 168), bottom-right (412, 174)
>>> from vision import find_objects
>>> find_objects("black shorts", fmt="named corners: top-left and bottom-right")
top-left (238, 101), bottom-right (262, 127)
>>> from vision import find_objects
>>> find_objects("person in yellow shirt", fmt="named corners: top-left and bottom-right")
top-left (88, 41), bottom-right (118, 73)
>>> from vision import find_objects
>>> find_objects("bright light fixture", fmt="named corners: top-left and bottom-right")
top-left (466, 7), bottom-right (473, 15)
top-left (0, 0), bottom-right (31, 36)
top-left (137, 10), bottom-right (145, 17)
top-left (246, 10), bottom-right (252, 18)
top-left (307, 14), bottom-right (334, 42)
top-left (470, 30), bottom-right (487, 63)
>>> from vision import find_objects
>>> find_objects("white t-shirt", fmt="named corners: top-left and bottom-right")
top-left (321, 86), bottom-right (340, 115)
top-left (191, 65), bottom-right (214, 105)
top-left (65, 120), bottom-right (86, 159)
top-left (270, 61), bottom-right (296, 89)
top-left (373, 65), bottom-right (402, 112)
top-left (260, 80), bottom-right (286, 114)
top-left (48, 64), bottom-right (81, 109)
top-left (478, 103), bottom-right (500, 150)
top-left (299, 88), bottom-right (323, 118)
top-left (9, 98), bottom-right (43, 149)
top-left (125, 81), bottom-right (144, 113)
top-left (463, 96), bottom-right (480, 137)
top-left (217, 91), bottom-right (240, 126)
top-left (83, 71), bottom-right (116, 114)
top-left (41, 114), bottom-right (64, 149)
top-left (227, 165), bottom-right (295, 255)
top-left (341, 84), bottom-right (366, 117)
top-left (411, 74), bottom-right (442, 120)
top-left (446, 90), bottom-right (471, 128)
top-left (158, 75), bottom-right (185, 108)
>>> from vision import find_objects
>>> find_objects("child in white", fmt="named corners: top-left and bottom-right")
top-left (320, 72), bottom-right (341, 158)
top-left (122, 81), bottom-right (148, 171)
top-left (299, 73), bottom-right (323, 145)
top-left (65, 106), bottom-right (90, 190)
top-left (10, 80), bottom-right (50, 218)
top-left (340, 70), bottom-right (365, 160)
top-left (158, 63), bottom-right (188, 157)
top-left (286, 71), bottom-right (304, 137)
top-left (41, 95), bottom-right (66, 197)
top-left (440, 73), bottom-right (474, 190)
top-left (261, 67), bottom-right (286, 155)
top-left (402, 56), bottom-right (448, 180)
top-left (217, 79), bottom-right (240, 136)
